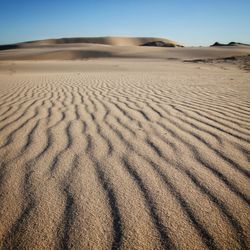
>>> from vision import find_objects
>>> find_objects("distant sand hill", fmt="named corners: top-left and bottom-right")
top-left (0, 36), bottom-right (182, 50)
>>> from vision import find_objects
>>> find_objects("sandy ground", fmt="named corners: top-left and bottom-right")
top-left (0, 51), bottom-right (250, 249)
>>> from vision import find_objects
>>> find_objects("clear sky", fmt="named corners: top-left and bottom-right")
top-left (0, 0), bottom-right (250, 46)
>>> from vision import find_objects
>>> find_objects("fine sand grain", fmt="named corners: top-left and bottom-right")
top-left (0, 55), bottom-right (250, 249)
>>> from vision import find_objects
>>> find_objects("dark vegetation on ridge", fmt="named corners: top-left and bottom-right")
top-left (211, 42), bottom-right (250, 47)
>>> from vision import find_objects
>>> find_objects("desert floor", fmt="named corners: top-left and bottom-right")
top-left (0, 57), bottom-right (249, 249)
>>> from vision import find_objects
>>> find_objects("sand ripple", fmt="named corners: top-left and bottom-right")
top-left (0, 62), bottom-right (249, 249)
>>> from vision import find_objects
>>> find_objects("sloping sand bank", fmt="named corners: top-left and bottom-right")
top-left (0, 58), bottom-right (250, 249)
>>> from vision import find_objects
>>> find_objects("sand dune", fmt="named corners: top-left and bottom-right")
top-left (0, 55), bottom-right (250, 249)
top-left (0, 36), bottom-right (182, 50)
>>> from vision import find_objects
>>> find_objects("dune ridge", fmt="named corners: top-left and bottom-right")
top-left (0, 59), bottom-right (249, 249)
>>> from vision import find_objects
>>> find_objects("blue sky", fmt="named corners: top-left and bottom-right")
top-left (0, 0), bottom-right (250, 46)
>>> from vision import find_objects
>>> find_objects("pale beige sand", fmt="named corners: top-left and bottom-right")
top-left (0, 53), bottom-right (250, 249)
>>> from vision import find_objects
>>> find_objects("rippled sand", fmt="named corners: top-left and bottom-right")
top-left (0, 59), bottom-right (249, 249)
